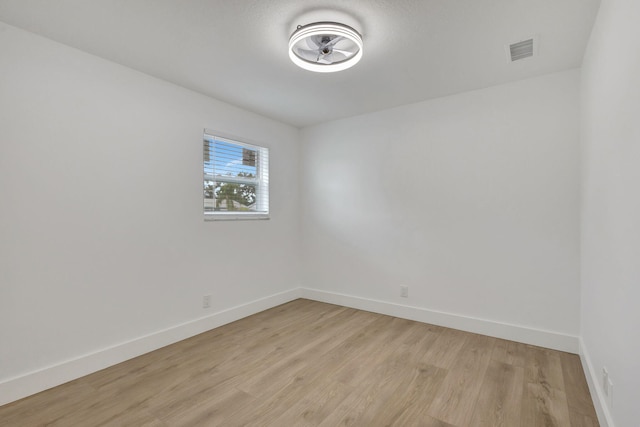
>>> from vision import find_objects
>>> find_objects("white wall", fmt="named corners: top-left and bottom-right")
top-left (0, 22), bottom-right (300, 394)
top-left (580, 0), bottom-right (640, 425)
top-left (4, 11), bottom-right (623, 419)
top-left (301, 70), bottom-right (581, 341)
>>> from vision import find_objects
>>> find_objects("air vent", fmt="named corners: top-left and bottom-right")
top-left (509, 38), bottom-right (534, 61)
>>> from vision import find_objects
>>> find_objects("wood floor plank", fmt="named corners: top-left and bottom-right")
top-left (148, 304), bottom-right (363, 407)
top-left (394, 324), bottom-right (442, 365)
top-left (560, 352), bottom-right (599, 422)
top-left (30, 386), bottom-right (161, 427)
top-left (236, 308), bottom-right (379, 399)
top-left (0, 299), bottom-right (598, 427)
top-left (521, 344), bottom-right (579, 427)
top-left (329, 317), bottom-right (420, 387)
top-left (468, 360), bottom-right (524, 427)
top-left (316, 347), bottom-right (425, 426)
top-left (492, 338), bottom-right (528, 367)
top-left (248, 316), bottom-right (432, 425)
top-left (0, 380), bottom-right (96, 427)
top-left (420, 327), bottom-right (469, 369)
top-left (369, 362), bottom-right (448, 426)
top-left (158, 388), bottom-right (256, 427)
top-left (229, 312), bottom-right (383, 424)
top-left (232, 361), bottom-right (360, 427)
top-left (525, 344), bottom-right (565, 391)
top-left (262, 379), bottom-right (353, 427)
top-left (96, 408), bottom-right (167, 427)
top-left (569, 410), bottom-right (599, 427)
top-left (521, 383), bottom-right (572, 427)
top-left (391, 415), bottom-right (456, 427)
top-left (427, 333), bottom-right (496, 426)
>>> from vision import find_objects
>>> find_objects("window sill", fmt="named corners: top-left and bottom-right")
top-left (204, 213), bottom-right (270, 221)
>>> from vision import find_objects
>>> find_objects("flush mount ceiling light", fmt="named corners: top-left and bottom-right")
top-left (288, 22), bottom-right (363, 73)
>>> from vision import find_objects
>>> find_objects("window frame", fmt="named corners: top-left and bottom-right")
top-left (203, 130), bottom-right (270, 221)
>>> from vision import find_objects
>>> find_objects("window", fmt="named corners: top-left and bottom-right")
top-left (203, 131), bottom-right (269, 220)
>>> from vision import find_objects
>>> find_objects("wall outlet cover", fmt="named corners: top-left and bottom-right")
top-left (203, 295), bottom-right (211, 308)
top-left (400, 286), bottom-right (409, 298)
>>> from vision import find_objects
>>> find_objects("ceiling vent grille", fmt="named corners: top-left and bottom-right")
top-left (509, 38), bottom-right (534, 61)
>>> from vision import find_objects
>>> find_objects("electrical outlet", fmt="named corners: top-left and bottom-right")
top-left (400, 286), bottom-right (409, 298)
top-left (203, 295), bottom-right (211, 309)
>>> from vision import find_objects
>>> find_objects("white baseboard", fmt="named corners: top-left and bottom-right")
top-left (300, 288), bottom-right (579, 353)
top-left (0, 288), bottom-right (302, 407)
top-left (579, 338), bottom-right (615, 427)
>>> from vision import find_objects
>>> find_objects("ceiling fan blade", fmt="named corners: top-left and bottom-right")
top-left (332, 48), bottom-right (356, 56)
top-left (323, 35), bottom-right (345, 48)
top-left (306, 36), bottom-right (322, 50)
top-left (294, 48), bottom-right (321, 62)
top-left (322, 51), bottom-right (348, 64)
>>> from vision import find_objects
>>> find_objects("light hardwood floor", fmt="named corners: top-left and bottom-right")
top-left (0, 299), bottom-right (599, 426)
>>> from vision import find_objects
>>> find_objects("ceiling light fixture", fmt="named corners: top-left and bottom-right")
top-left (288, 22), bottom-right (363, 73)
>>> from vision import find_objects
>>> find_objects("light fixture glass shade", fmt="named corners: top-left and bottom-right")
top-left (288, 22), bottom-right (363, 73)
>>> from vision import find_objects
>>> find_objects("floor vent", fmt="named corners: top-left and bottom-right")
top-left (509, 38), bottom-right (535, 61)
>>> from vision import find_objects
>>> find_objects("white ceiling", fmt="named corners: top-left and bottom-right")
top-left (0, 0), bottom-right (600, 128)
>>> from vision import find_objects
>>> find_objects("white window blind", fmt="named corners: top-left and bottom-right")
top-left (203, 131), bottom-right (269, 220)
